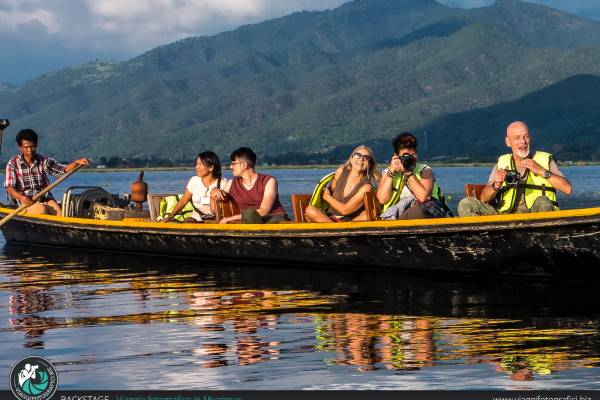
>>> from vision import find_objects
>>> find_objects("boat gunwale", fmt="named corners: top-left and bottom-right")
top-left (2, 206), bottom-right (600, 238)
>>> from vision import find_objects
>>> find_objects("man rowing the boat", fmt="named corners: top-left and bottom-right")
top-left (211, 147), bottom-right (289, 224)
top-left (458, 121), bottom-right (572, 216)
top-left (4, 128), bottom-right (89, 216)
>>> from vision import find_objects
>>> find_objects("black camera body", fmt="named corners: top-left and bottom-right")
top-left (0, 119), bottom-right (9, 130)
top-left (400, 154), bottom-right (417, 173)
top-left (504, 170), bottom-right (521, 187)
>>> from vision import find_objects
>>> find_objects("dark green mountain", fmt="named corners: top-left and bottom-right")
top-left (472, 0), bottom-right (600, 48)
top-left (422, 74), bottom-right (600, 161)
top-left (1, 0), bottom-right (600, 163)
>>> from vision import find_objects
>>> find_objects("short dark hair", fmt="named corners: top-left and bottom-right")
top-left (197, 151), bottom-right (222, 179)
top-left (230, 147), bottom-right (257, 168)
top-left (392, 132), bottom-right (417, 154)
top-left (16, 129), bottom-right (39, 146)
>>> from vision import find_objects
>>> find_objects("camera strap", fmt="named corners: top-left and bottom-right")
top-left (391, 174), bottom-right (406, 193)
top-left (518, 183), bottom-right (557, 193)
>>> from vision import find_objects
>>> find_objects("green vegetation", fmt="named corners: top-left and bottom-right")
top-left (1, 0), bottom-right (600, 164)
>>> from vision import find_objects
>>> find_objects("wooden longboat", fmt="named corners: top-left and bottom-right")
top-left (1, 205), bottom-right (599, 279)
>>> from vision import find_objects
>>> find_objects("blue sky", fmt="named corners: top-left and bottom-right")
top-left (1, 0), bottom-right (599, 84)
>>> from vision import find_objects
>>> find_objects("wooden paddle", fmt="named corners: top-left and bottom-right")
top-left (0, 163), bottom-right (85, 227)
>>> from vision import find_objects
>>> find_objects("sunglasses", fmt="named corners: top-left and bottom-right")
top-left (352, 152), bottom-right (371, 161)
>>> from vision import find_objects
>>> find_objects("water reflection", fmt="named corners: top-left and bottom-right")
top-left (313, 313), bottom-right (599, 379)
top-left (1, 244), bottom-right (599, 389)
top-left (316, 315), bottom-right (437, 372)
top-left (185, 289), bottom-right (333, 368)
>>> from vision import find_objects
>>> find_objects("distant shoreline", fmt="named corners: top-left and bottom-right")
top-left (54, 161), bottom-right (600, 172)
top-left (0, 161), bottom-right (597, 175)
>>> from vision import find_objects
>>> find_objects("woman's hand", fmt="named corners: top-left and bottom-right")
top-left (210, 188), bottom-right (225, 201)
top-left (389, 155), bottom-right (402, 174)
top-left (219, 216), bottom-right (233, 224)
top-left (219, 215), bottom-right (241, 224)
top-left (160, 213), bottom-right (172, 223)
top-left (323, 188), bottom-right (333, 202)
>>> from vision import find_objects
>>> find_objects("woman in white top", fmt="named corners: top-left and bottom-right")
top-left (162, 151), bottom-right (229, 222)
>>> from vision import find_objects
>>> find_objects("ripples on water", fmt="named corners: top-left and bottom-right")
top-left (0, 245), bottom-right (599, 390)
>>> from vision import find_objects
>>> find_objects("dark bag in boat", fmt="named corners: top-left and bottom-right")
top-left (418, 199), bottom-right (454, 218)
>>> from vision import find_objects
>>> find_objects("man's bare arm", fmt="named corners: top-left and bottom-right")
top-left (256, 178), bottom-right (278, 216)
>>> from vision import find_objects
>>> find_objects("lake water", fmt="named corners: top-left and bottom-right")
top-left (1, 167), bottom-right (599, 390)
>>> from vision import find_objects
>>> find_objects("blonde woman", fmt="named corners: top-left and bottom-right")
top-left (305, 145), bottom-right (380, 222)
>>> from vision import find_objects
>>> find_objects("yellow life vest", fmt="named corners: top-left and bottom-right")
top-left (309, 172), bottom-right (335, 210)
top-left (496, 151), bottom-right (558, 213)
top-left (382, 163), bottom-right (447, 212)
top-left (158, 194), bottom-right (194, 222)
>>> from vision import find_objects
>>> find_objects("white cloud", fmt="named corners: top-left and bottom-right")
top-left (1, 0), bottom-right (598, 57)
top-left (1, 0), bottom-right (599, 83)
top-left (83, 0), bottom-right (347, 50)
top-left (0, 0), bottom-right (60, 34)
top-left (0, 0), bottom-right (347, 56)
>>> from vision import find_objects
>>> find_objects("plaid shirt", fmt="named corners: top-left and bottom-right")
top-left (4, 154), bottom-right (66, 203)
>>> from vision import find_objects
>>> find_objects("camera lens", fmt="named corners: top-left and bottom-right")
top-left (504, 170), bottom-right (520, 186)
top-left (400, 154), bottom-right (416, 173)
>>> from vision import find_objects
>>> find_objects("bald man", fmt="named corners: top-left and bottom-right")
top-left (458, 121), bottom-right (572, 216)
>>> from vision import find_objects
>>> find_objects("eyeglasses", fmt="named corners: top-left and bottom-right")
top-left (229, 161), bottom-right (244, 167)
top-left (352, 152), bottom-right (371, 161)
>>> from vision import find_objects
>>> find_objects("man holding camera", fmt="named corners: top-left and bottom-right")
top-left (5, 128), bottom-right (89, 216)
top-left (377, 132), bottom-right (451, 220)
top-left (458, 121), bottom-right (572, 216)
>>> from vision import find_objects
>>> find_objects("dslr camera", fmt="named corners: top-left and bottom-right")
top-left (0, 119), bottom-right (9, 130)
top-left (503, 170), bottom-right (521, 187)
top-left (400, 154), bottom-right (417, 173)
